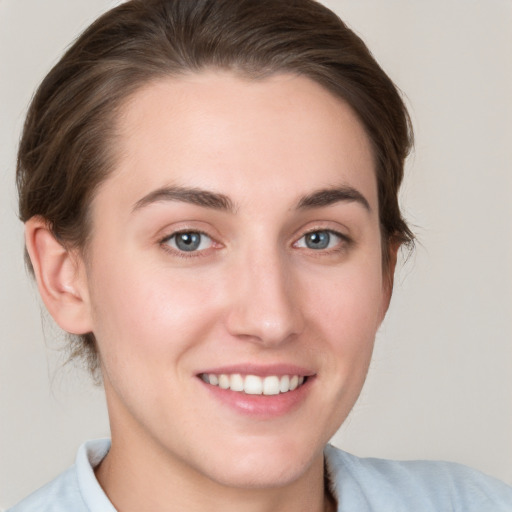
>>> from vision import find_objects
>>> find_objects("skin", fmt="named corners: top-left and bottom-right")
top-left (26, 71), bottom-right (396, 512)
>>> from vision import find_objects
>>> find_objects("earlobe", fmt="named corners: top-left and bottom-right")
top-left (25, 216), bottom-right (93, 335)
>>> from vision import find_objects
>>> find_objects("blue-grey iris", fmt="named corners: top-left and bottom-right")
top-left (175, 232), bottom-right (201, 251)
top-left (305, 231), bottom-right (330, 249)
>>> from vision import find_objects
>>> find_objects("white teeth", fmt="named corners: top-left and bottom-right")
top-left (218, 374), bottom-right (230, 389)
top-left (263, 376), bottom-right (280, 395)
top-left (279, 375), bottom-right (290, 393)
top-left (202, 373), bottom-right (307, 395)
top-left (244, 375), bottom-right (263, 395)
top-left (230, 373), bottom-right (244, 392)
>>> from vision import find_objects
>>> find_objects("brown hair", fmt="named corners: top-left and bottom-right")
top-left (17, 0), bottom-right (414, 374)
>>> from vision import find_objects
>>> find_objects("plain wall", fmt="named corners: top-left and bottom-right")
top-left (1, 0), bottom-right (511, 508)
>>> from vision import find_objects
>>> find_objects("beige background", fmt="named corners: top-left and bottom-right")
top-left (1, 0), bottom-right (511, 508)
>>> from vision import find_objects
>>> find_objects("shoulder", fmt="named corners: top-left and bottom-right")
top-left (6, 466), bottom-right (87, 512)
top-left (7, 439), bottom-right (113, 512)
top-left (324, 444), bottom-right (512, 512)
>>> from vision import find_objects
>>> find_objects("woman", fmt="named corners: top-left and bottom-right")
top-left (7, 0), bottom-right (512, 510)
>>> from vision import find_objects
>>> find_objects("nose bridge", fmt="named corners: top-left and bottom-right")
top-left (225, 241), bottom-right (304, 345)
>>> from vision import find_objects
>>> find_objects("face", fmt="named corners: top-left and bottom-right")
top-left (79, 71), bottom-right (392, 489)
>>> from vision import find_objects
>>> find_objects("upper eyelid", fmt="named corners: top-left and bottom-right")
top-left (291, 217), bottom-right (351, 236)
top-left (156, 224), bottom-right (351, 248)
top-left (295, 227), bottom-right (350, 243)
top-left (301, 227), bottom-right (345, 237)
top-left (155, 220), bottom-right (223, 244)
top-left (160, 228), bottom-right (211, 242)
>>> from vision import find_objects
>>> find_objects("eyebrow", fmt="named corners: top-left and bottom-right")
top-left (132, 186), bottom-right (235, 213)
top-left (132, 184), bottom-right (370, 214)
top-left (296, 186), bottom-right (371, 212)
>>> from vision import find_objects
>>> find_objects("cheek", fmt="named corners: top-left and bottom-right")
top-left (302, 256), bottom-right (385, 396)
top-left (306, 262), bottom-right (384, 340)
top-left (88, 258), bottom-right (223, 366)
top-left (298, 260), bottom-right (384, 431)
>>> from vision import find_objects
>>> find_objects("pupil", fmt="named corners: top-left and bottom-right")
top-left (306, 231), bottom-right (329, 249)
top-left (176, 232), bottom-right (200, 251)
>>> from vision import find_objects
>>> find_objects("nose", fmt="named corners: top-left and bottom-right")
top-left (224, 248), bottom-right (305, 347)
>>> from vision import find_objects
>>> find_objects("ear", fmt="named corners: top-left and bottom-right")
top-left (379, 239), bottom-right (400, 322)
top-left (25, 216), bottom-right (93, 335)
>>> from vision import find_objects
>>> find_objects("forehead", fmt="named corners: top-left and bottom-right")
top-left (96, 71), bottom-right (377, 214)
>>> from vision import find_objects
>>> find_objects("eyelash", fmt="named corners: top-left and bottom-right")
top-left (294, 229), bottom-right (351, 253)
top-left (159, 230), bottom-right (217, 259)
top-left (158, 228), bottom-right (351, 259)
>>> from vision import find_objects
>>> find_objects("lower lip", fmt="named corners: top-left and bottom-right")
top-left (199, 377), bottom-right (314, 418)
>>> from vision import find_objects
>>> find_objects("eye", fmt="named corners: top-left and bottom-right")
top-left (163, 231), bottom-right (213, 253)
top-left (295, 230), bottom-right (344, 250)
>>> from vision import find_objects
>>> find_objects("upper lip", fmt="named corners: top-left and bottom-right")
top-left (196, 363), bottom-right (315, 377)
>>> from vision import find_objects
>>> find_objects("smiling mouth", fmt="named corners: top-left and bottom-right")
top-left (200, 373), bottom-right (307, 395)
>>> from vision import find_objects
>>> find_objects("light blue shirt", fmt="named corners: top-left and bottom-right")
top-left (8, 439), bottom-right (512, 511)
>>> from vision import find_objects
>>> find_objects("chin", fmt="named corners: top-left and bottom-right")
top-left (192, 435), bottom-right (324, 490)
